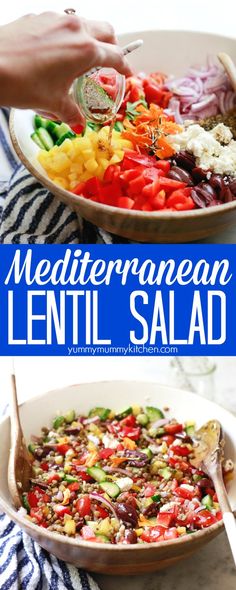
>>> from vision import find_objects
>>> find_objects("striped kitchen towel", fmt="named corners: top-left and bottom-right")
top-left (0, 108), bottom-right (129, 244)
top-left (0, 511), bottom-right (100, 590)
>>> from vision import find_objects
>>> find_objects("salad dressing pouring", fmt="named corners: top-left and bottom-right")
top-left (73, 40), bottom-right (143, 125)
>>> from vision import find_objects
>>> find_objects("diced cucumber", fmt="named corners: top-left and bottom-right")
top-left (46, 120), bottom-right (60, 136)
top-left (63, 474), bottom-right (79, 483)
top-left (28, 443), bottom-right (38, 455)
top-left (34, 114), bottom-right (48, 129)
top-left (36, 127), bottom-right (54, 151)
top-left (87, 466), bottom-right (107, 483)
top-left (185, 424), bottom-right (196, 437)
top-left (136, 413), bottom-right (148, 426)
top-left (95, 534), bottom-right (110, 543)
top-left (141, 448), bottom-right (153, 460)
top-left (53, 122), bottom-right (72, 139)
top-left (151, 494), bottom-right (161, 503)
top-left (202, 494), bottom-right (213, 509)
top-left (22, 494), bottom-right (30, 513)
top-left (86, 121), bottom-right (101, 132)
top-left (65, 410), bottom-right (76, 424)
top-left (159, 467), bottom-right (173, 480)
top-left (114, 121), bottom-right (124, 132)
top-left (100, 482), bottom-right (120, 498)
top-left (145, 407), bottom-right (164, 422)
top-left (53, 415), bottom-right (65, 429)
top-left (31, 132), bottom-right (45, 149)
top-left (148, 426), bottom-right (165, 438)
top-left (88, 407), bottom-right (111, 421)
top-left (56, 131), bottom-right (76, 146)
top-left (115, 407), bottom-right (132, 420)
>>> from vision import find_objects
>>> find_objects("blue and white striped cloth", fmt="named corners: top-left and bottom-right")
top-left (0, 512), bottom-right (100, 590)
top-left (0, 108), bottom-right (129, 244)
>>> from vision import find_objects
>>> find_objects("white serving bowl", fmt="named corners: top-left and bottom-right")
top-left (10, 30), bottom-right (236, 243)
top-left (0, 381), bottom-right (235, 574)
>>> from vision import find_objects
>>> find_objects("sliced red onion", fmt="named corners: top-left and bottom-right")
top-left (150, 418), bottom-right (170, 429)
top-left (194, 505), bottom-right (208, 514)
top-left (83, 416), bottom-right (100, 425)
top-left (89, 492), bottom-right (117, 519)
top-left (191, 94), bottom-right (217, 113)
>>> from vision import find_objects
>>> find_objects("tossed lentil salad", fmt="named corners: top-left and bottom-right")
top-left (22, 405), bottom-right (233, 544)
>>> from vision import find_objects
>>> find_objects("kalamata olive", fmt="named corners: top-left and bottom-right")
top-left (175, 432), bottom-right (192, 443)
top-left (199, 183), bottom-right (216, 197)
top-left (124, 529), bottom-right (138, 544)
top-left (196, 478), bottom-right (213, 489)
top-left (221, 186), bottom-right (233, 203)
top-left (192, 167), bottom-right (208, 182)
top-left (209, 174), bottom-right (225, 192)
top-left (143, 502), bottom-right (160, 518)
top-left (124, 450), bottom-right (149, 467)
top-left (168, 166), bottom-right (194, 185)
top-left (228, 178), bottom-right (236, 196)
top-left (174, 151), bottom-right (196, 171)
top-left (115, 503), bottom-right (138, 527)
top-left (190, 188), bottom-right (206, 209)
top-left (33, 444), bottom-right (55, 458)
top-left (65, 426), bottom-right (82, 434)
top-left (75, 519), bottom-right (84, 531)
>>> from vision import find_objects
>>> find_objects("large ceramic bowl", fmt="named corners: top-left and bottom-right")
top-left (0, 381), bottom-right (235, 574)
top-left (10, 30), bottom-right (236, 243)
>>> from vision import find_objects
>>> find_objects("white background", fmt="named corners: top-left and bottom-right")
top-left (0, 0), bottom-right (235, 37)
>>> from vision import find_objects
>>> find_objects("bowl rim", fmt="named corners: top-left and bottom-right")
top-left (1, 378), bottom-right (232, 552)
top-left (9, 28), bottom-right (236, 223)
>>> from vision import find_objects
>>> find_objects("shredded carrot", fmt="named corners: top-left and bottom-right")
top-left (85, 451), bottom-right (99, 467)
top-left (123, 437), bottom-right (137, 450)
top-left (122, 103), bottom-right (182, 158)
top-left (111, 457), bottom-right (130, 467)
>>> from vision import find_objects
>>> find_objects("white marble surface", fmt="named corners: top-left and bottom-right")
top-left (0, 356), bottom-right (236, 589)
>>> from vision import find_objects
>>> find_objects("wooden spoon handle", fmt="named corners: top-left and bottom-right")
top-left (211, 465), bottom-right (236, 567)
top-left (223, 513), bottom-right (236, 567)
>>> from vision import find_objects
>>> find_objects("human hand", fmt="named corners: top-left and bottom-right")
top-left (0, 12), bottom-right (132, 125)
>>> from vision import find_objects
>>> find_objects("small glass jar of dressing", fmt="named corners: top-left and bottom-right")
top-left (73, 67), bottom-right (126, 124)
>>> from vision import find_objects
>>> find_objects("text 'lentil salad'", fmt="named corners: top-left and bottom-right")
top-left (22, 405), bottom-right (234, 544)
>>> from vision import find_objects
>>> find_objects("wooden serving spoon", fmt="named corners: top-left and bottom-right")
top-left (218, 52), bottom-right (236, 93)
top-left (8, 374), bottom-right (32, 509)
top-left (191, 419), bottom-right (236, 566)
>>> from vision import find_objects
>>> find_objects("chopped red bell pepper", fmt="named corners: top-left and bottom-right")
top-left (140, 526), bottom-right (165, 543)
top-left (53, 505), bottom-right (72, 517)
top-left (117, 196), bottom-right (134, 209)
top-left (99, 448), bottom-right (114, 460)
top-left (81, 525), bottom-right (96, 540)
top-left (163, 527), bottom-right (178, 540)
top-left (56, 444), bottom-right (71, 455)
top-left (156, 512), bottom-right (175, 528)
top-left (120, 426), bottom-right (141, 440)
top-left (72, 182), bottom-right (86, 196)
top-left (144, 484), bottom-right (157, 498)
top-left (164, 423), bottom-right (183, 435)
top-left (174, 486), bottom-right (196, 500)
top-left (171, 445), bottom-right (192, 457)
top-left (68, 482), bottom-right (80, 492)
top-left (120, 414), bottom-right (137, 428)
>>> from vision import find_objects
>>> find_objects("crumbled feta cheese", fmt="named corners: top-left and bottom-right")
top-left (180, 484), bottom-right (194, 491)
top-left (115, 477), bottom-right (133, 491)
top-left (102, 434), bottom-right (119, 449)
top-left (160, 501), bottom-right (177, 512)
top-left (87, 434), bottom-right (99, 446)
top-left (168, 123), bottom-right (236, 177)
top-left (210, 123), bottom-right (233, 145)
